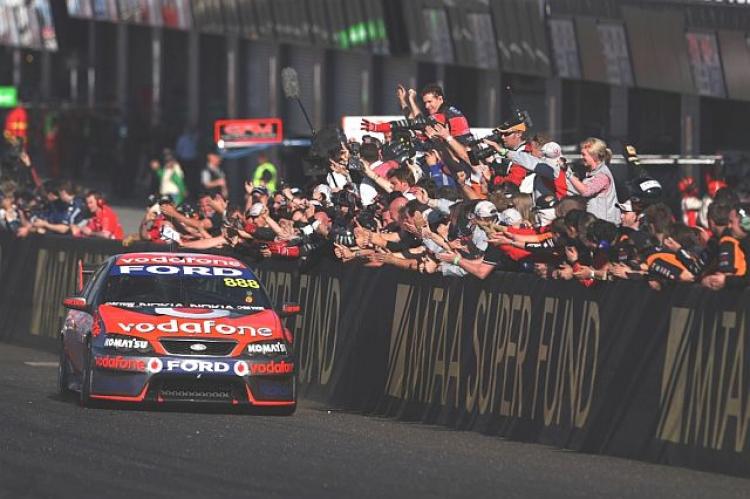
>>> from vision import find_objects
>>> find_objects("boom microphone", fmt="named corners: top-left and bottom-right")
top-left (281, 66), bottom-right (314, 133)
top-left (281, 67), bottom-right (300, 99)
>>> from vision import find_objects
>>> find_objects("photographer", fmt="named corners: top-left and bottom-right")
top-left (487, 117), bottom-right (533, 189)
top-left (485, 139), bottom-right (569, 202)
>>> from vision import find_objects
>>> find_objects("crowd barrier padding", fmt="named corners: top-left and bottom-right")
top-left (1, 232), bottom-right (749, 477)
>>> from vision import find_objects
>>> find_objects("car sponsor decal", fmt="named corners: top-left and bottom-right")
top-left (109, 265), bottom-right (253, 278)
top-left (250, 360), bottom-right (294, 375)
top-left (104, 336), bottom-right (150, 350)
top-left (115, 319), bottom-right (274, 337)
top-left (247, 341), bottom-right (288, 355)
top-left (104, 302), bottom-right (266, 312)
top-left (115, 254), bottom-right (245, 268)
top-left (153, 307), bottom-right (231, 319)
top-left (95, 355), bottom-right (147, 372)
top-left (222, 278), bottom-right (260, 289)
top-left (94, 356), bottom-right (285, 378)
top-left (146, 358), bottom-right (249, 376)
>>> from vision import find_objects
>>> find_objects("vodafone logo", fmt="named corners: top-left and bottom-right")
top-left (148, 358), bottom-right (163, 374)
top-left (95, 355), bottom-right (146, 372)
top-left (154, 307), bottom-right (231, 319)
top-left (234, 361), bottom-right (249, 376)
top-left (250, 361), bottom-right (294, 376)
top-left (117, 255), bottom-right (243, 268)
top-left (116, 320), bottom-right (273, 337)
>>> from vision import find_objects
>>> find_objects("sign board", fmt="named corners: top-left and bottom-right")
top-left (214, 118), bottom-right (284, 148)
top-left (0, 87), bottom-right (18, 108)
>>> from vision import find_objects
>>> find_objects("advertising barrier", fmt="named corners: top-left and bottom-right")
top-left (0, 232), bottom-right (748, 477)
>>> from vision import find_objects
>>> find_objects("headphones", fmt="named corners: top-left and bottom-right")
top-left (88, 191), bottom-right (105, 208)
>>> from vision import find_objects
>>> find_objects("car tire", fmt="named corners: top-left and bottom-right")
top-left (57, 338), bottom-right (72, 398)
top-left (79, 340), bottom-right (94, 407)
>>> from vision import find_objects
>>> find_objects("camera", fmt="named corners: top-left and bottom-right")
top-left (466, 129), bottom-right (503, 148)
top-left (347, 141), bottom-right (363, 172)
top-left (468, 146), bottom-right (496, 166)
top-left (388, 115), bottom-right (436, 133)
top-left (382, 130), bottom-right (416, 164)
top-left (331, 224), bottom-right (356, 247)
top-left (467, 130), bottom-right (504, 166)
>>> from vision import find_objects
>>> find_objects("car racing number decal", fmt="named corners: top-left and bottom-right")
top-left (223, 278), bottom-right (259, 288)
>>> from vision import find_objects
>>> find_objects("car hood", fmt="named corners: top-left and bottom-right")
top-left (97, 303), bottom-right (283, 340)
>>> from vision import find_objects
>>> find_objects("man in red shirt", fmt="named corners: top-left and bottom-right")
top-left (71, 191), bottom-right (124, 240)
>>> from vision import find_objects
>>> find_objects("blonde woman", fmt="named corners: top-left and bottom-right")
top-left (566, 138), bottom-right (620, 224)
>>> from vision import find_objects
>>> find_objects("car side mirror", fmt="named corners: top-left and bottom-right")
top-left (63, 296), bottom-right (89, 312)
top-left (279, 303), bottom-right (301, 318)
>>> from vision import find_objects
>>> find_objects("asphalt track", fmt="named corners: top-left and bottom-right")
top-left (1, 344), bottom-right (749, 499)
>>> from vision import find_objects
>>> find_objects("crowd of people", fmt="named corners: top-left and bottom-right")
top-left (2, 83), bottom-right (749, 291)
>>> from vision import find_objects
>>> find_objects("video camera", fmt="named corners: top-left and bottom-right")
top-left (388, 115), bottom-right (438, 133)
top-left (466, 129), bottom-right (504, 166)
top-left (382, 130), bottom-right (416, 164)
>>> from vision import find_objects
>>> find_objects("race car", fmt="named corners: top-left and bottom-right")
top-left (58, 251), bottom-right (299, 414)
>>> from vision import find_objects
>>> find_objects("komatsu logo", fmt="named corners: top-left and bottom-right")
top-left (247, 341), bottom-right (287, 355)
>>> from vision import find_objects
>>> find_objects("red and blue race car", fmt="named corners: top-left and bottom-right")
top-left (58, 252), bottom-right (299, 414)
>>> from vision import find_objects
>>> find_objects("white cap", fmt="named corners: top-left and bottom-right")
top-left (247, 202), bottom-right (266, 217)
top-left (499, 208), bottom-right (523, 226)
top-left (313, 184), bottom-right (332, 201)
top-left (617, 200), bottom-right (634, 212)
top-left (541, 141), bottom-right (563, 159)
top-left (474, 201), bottom-right (498, 218)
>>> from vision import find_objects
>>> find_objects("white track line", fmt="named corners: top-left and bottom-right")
top-left (24, 362), bottom-right (59, 367)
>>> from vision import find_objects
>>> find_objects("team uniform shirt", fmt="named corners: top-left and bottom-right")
top-left (717, 230), bottom-right (748, 278)
top-left (86, 205), bottom-right (124, 240)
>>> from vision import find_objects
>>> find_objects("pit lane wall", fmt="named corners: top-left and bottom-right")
top-left (1, 233), bottom-right (749, 477)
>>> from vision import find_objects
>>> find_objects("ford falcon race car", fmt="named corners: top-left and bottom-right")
top-left (58, 252), bottom-right (299, 414)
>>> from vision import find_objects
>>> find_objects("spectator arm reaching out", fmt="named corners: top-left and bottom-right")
top-left (362, 160), bottom-right (393, 193)
top-left (437, 252), bottom-right (494, 279)
top-left (180, 235), bottom-right (227, 249)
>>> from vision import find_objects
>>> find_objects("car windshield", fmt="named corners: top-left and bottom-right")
top-left (101, 274), bottom-right (273, 309)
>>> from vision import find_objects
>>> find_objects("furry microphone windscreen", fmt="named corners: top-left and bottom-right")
top-left (281, 67), bottom-right (300, 99)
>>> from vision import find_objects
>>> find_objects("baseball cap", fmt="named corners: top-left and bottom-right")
top-left (541, 142), bottom-right (563, 160)
top-left (474, 200), bottom-right (498, 218)
top-left (617, 200), bottom-right (635, 212)
top-left (499, 208), bottom-right (523, 226)
top-left (533, 194), bottom-right (557, 211)
top-left (498, 116), bottom-right (527, 134)
top-left (313, 184), bottom-right (332, 200)
top-left (251, 186), bottom-right (270, 197)
top-left (246, 202), bottom-right (266, 217)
